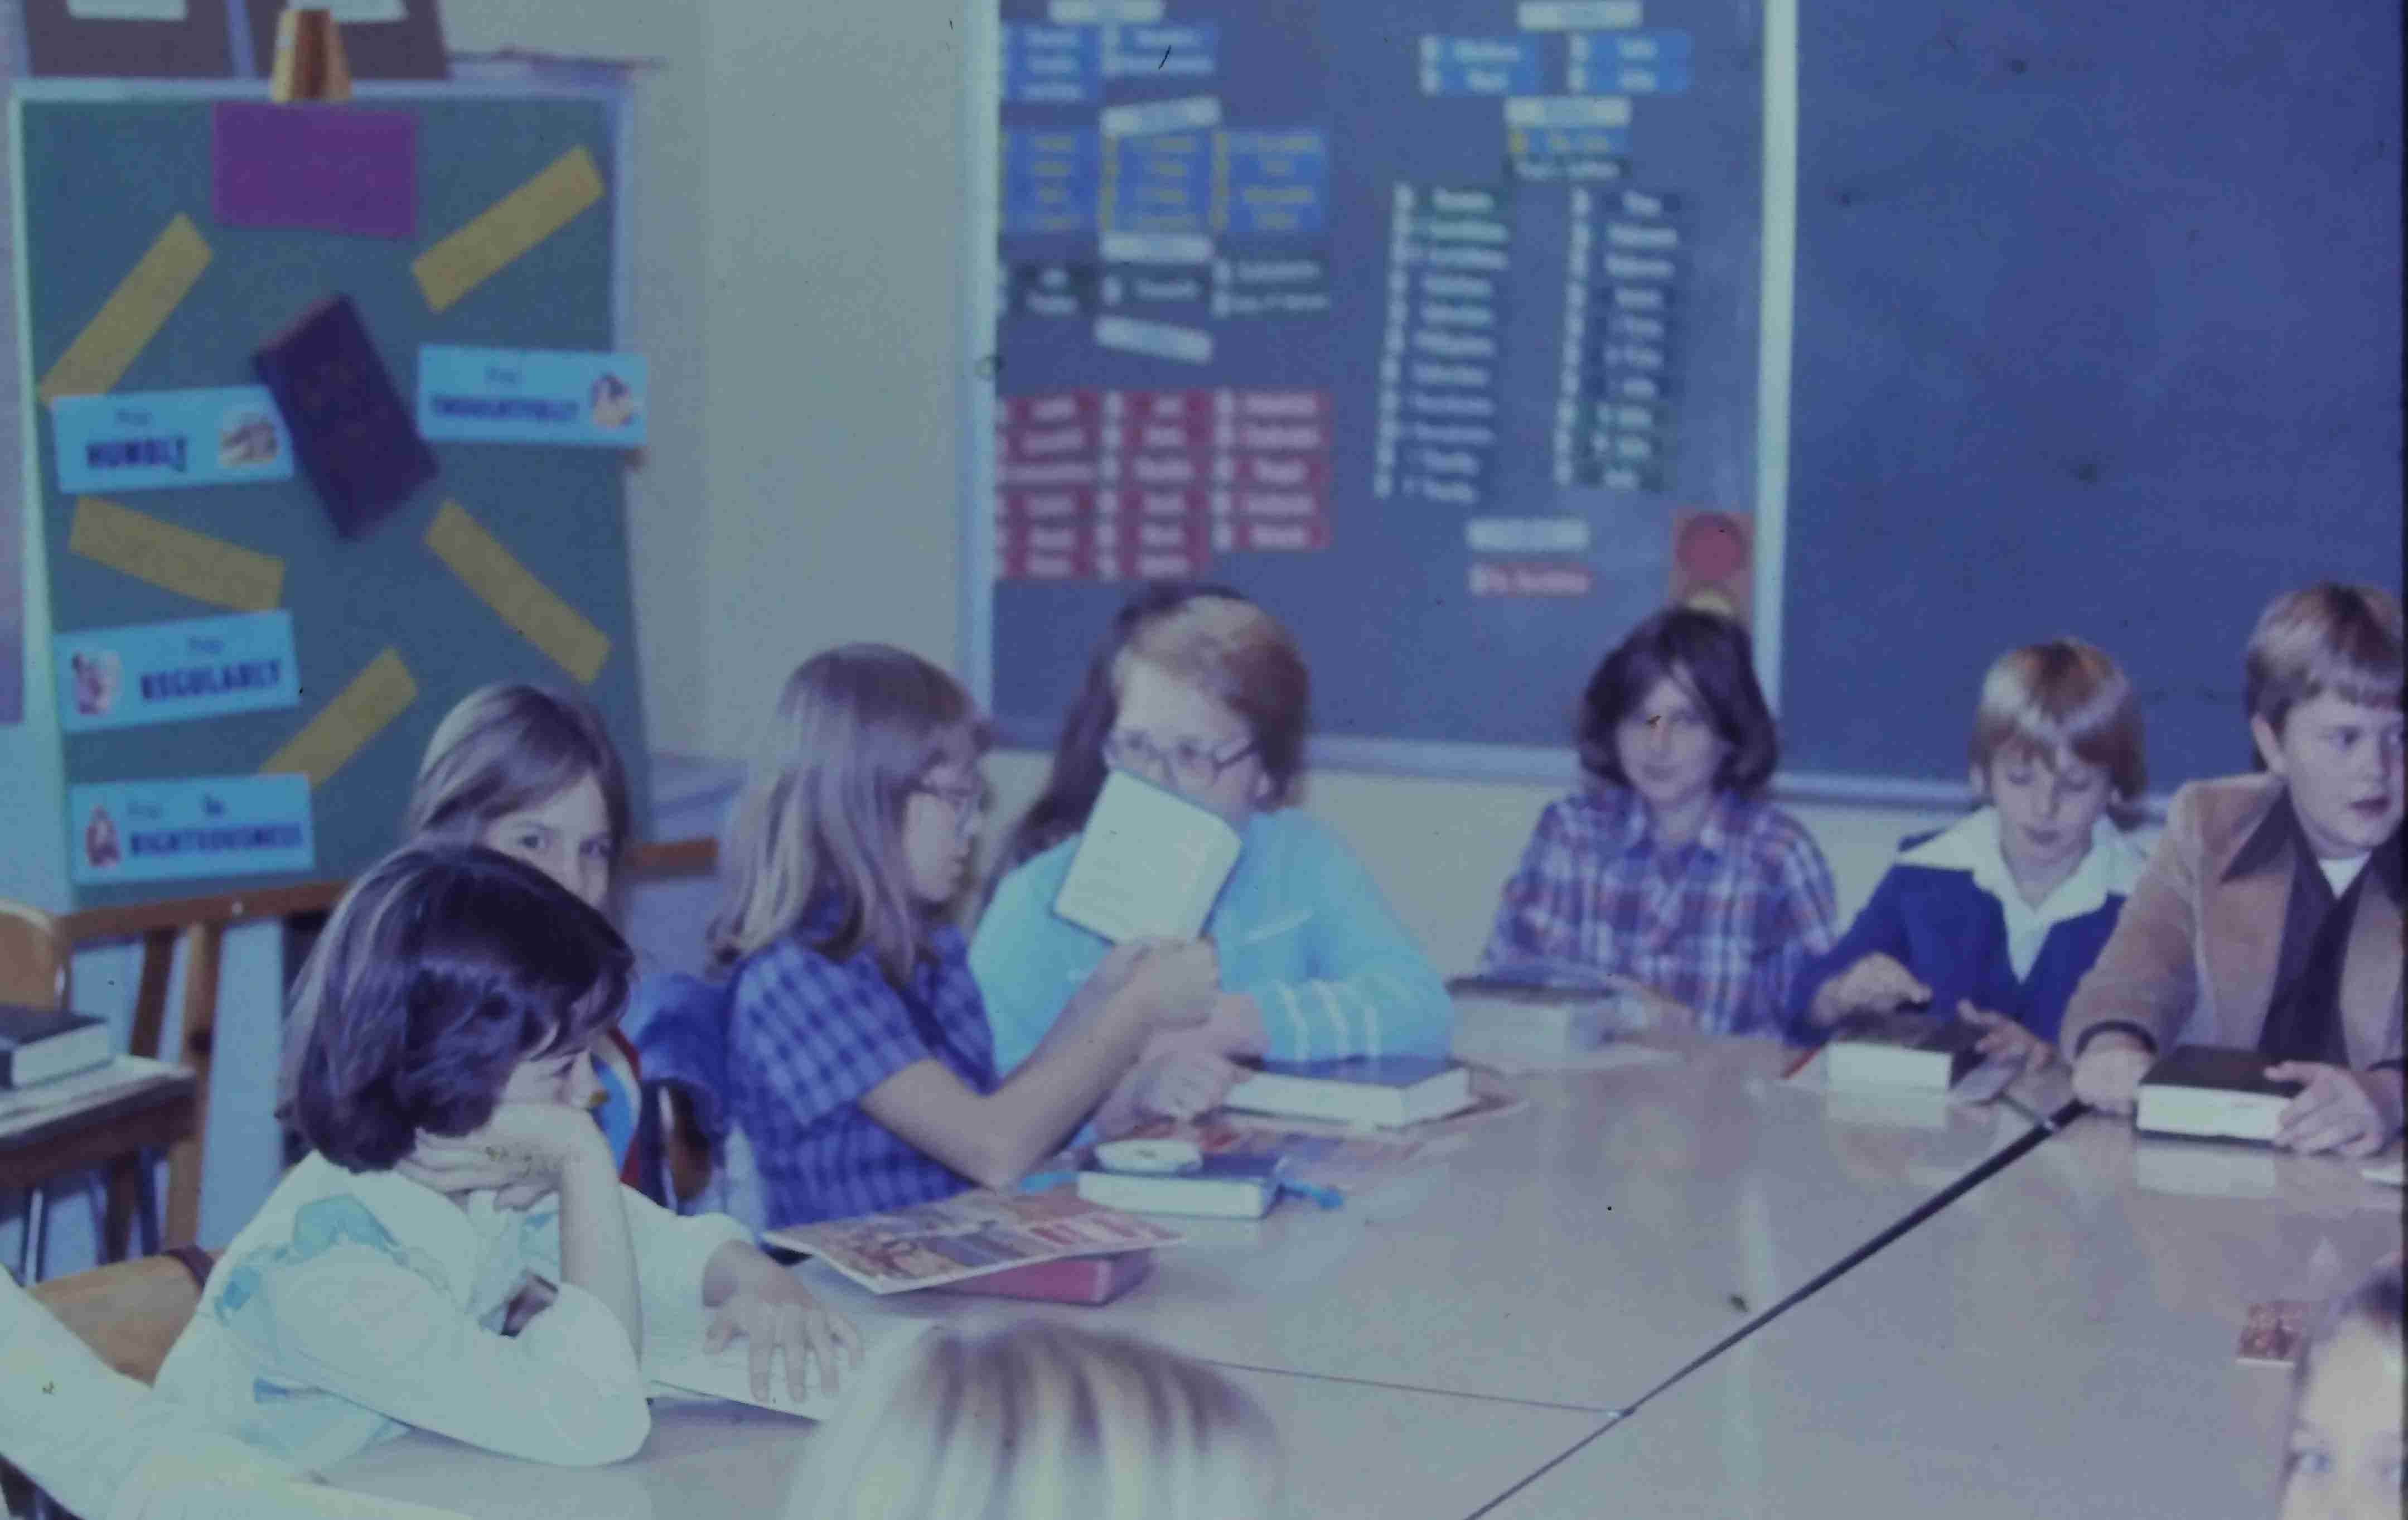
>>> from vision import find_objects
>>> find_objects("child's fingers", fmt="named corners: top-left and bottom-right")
top-left (797, 1309), bottom-right (847, 1396)
top-left (824, 1306), bottom-right (864, 1363)
top-left (704, 1298), bottom-right (742, 1354)
top-left (747, 1308), bottom-right (776, 1403)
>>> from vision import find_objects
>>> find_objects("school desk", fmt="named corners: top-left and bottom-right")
top-left (1479, 1117), bottom-right (2405, 1519)
top-left (325, 1364), bottom-right (1604, 1520)
top-left (838, 1035), bottom-right (2049, 1411)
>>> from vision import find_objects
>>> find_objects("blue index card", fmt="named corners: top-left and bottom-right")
top-left (57, 610), bottom-right (299, 733)
top-left (51, 386), bottom-right (295, 494)
top-left (417, 346), bottom-right (649, 447)
top-left (69, 773), bottom-right (315, 886)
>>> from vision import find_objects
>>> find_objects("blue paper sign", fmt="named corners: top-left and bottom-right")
top-left (417, 347), bottom-right (648, 447)
top-left (1104, 23), bottom-right (1216, 77)
top-left (1003, 25), bottom-right (1101, 103)
top-left (56, 611), bottom-right (300, 733)
top-left (69, 774), bottom-right (315, 886)
top-left (1420, 37), bottom-right (1543, 95)
top-left (50, 387), bottom-right (294, 494)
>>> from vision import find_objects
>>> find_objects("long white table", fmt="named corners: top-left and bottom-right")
top-left (874, 1037), bottom-right (2043, 1410)
top-left (330, 1367), bottom-right (1607, 1520)
top-left (1481, 1116), bottom-right (2406, 1519)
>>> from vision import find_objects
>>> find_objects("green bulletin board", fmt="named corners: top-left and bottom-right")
top-left (16, 88), bottom-right (650, 908)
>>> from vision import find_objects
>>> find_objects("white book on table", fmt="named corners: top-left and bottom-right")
top-left (1052, 769), bottom-right (1240, 944)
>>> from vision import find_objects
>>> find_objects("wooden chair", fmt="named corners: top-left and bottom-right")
top-left (0, 899), bottom-right (69, 1008)
top-left (26, 1247), bottom-right (215, 1384)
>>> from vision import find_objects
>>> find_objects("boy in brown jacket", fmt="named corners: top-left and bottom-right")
top-left (2062, 584), bottom-right (2402, 1156)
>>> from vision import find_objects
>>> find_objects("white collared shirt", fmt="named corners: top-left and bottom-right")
top-left (2317, 852), bottom-right (2371, 898)
top-left (1896, 809), bottom-right (2148, 982)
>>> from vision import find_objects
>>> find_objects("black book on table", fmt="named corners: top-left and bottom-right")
top-left (252, 294), bottom-right (436, 539)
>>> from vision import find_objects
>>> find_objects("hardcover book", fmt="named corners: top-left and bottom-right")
top-left (1824, 1011), bottom-right (1985, 1092)
top-left (1223, 1055), bottom-right (1474, 1128)
top-left (252, 294), bottom-right (436, 538)
top-left (2135, 1045), bottom-right (2301, 1143)
top-left (0, 1004), bottom-right (112, 1089)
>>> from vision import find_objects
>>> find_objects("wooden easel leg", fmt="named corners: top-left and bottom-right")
top-left (163, 924), bottom-right (224, 1250)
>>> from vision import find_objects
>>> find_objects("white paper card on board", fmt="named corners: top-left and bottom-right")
top-left (291, 0), bottom-right (406, 20)
top-left (66, 0), bottom-right (187, 19)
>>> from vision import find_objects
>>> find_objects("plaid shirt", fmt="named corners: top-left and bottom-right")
top-left (1480, 787), bottom-right (1839, 1036)
top-left (726, 900), bottom-right (998, 1229)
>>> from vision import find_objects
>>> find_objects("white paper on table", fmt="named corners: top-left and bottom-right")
top-left (642, 1308), bottom-right (935, 1419)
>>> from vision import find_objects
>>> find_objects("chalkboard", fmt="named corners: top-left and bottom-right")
top-left (973, 0), bottom-right (1772, 762)
top-left (17, 88), bottom-right (649, 908)
top-left (1779, 0), bottom-right (2402, 792)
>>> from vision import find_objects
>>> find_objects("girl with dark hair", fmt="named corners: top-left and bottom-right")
top-left (1480, 606), bottom-right (1839, 1036)
top-left (973, 590), bottom-right (1451, 1137)
top-left (154, 845), bottom-right (858, 1471)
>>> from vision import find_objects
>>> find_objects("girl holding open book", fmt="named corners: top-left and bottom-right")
top-left (711, 645), bottom-right (1216, 1229)
top-left (973, 589), bottom-right (1453, 1136)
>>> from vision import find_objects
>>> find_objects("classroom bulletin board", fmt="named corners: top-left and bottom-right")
top-left (970, 0), bottom-right (1774, 768)
top-left (14, 86), bottom-right (651, 909)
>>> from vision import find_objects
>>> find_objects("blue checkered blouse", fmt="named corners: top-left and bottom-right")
top-left (724, 897), bottom-right (998, 1229)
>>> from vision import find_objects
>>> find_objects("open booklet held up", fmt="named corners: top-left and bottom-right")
top-left (1053, 769), bottom-right (1241, 943)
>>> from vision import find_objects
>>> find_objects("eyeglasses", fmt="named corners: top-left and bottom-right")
top-left (1103, 729), bottom-right (1258, 788)
top-left (911, 780), bottom-right (990, 833)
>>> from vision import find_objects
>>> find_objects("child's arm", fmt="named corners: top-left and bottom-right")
top-left (968, 856), bottom-right (1091, 1080)
top-left (1477, 802), bottom-right (1587, 974)
top-left (1790, 870), bottom-right (1927, 1038)
top-left (2061, 789), bottom-right (2207, 1110)
top-left (404, 1104), bottom-right (641, 1356)
top-left (1222, 822), bottom-right (1453, 1064)
top-left (859, 941), bottom-right (1216, 1190)
top-left (1742, 821), bottom-right (1843, 1037)
top-left (696, 1240), bottom-right (864, 1403)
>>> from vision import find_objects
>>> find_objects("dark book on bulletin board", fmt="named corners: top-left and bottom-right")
top-left (2135, 1045), bottom-right (2302, 1144)
top-left (1825, 1012), bottom-right (1984, 1092)
top-left (931, 1251), bottom-right (1157, 1304)
top-left (1076, 1155), bottom-right (1282, 1219)
top-left (241, 0), bottom-right (447, 80)
top-left (252, 294), bottom-right (437, 539)
top-left (0, 1005), bottom-right (112, 1089)
top-left (1224, 1055), bottom-right (1473, 1129)
top-left (21, 0), bottom-right (235, 78)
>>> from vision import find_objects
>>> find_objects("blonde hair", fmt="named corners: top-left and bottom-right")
top-left (708, 645), bottom-right (985, 982)
top-left (1967, 639), bottom-right (2147, 825)
top-left (782, 1323), bottom-right (1282, 1520)
top-left (1111, 595), bottom-right (1311, 807)
top-left (2245, 583), bottom-right (2404, 734)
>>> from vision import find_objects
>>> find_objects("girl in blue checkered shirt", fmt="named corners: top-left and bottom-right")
top-left (710, 645), bottom-right (1216, 1228)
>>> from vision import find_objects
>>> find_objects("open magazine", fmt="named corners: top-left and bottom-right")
top-left (764, 1189), bottom-right (1184, 1295)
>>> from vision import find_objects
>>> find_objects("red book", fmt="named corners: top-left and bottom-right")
top-left (931, 1251), bottom-right (1154, 1306)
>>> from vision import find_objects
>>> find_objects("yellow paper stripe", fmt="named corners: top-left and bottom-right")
top-left (424, 501), bottom-right (611, 683)
top-left (69, 496), bottom-right (284, 612)
top-left (37, 214), bottom-right (213, 403)
top-left (412, 147), bottom-right (606, 315)
top-left (259, 649), bottom-right (419, 788)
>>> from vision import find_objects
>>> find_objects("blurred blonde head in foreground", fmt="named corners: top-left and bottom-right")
top-left (784, 1321), bottom-right (1283, 1520)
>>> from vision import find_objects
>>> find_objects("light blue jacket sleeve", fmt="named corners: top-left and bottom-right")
top-left (1230, 818), bottom-right (1454, 1064)
top-left (969, 847), bottom-right (1100, 1079)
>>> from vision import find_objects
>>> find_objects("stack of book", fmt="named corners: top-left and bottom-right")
top-left (0, 1004), bottom-right (113, 1093)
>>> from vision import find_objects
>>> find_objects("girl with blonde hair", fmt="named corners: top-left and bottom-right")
top-left (782, 1321), bottom-right (1284, 1520)
top-left (712, 644), bottom-right (1214, 1228)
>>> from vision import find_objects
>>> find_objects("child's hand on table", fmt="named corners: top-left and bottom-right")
top-left (1812, 953), bottom-right (1932, 1026)
top-left (2267, 1061), bottom-right (2404, 1158)
top-left (1956, 1003), bottom-right (2057, 1073)
top-left (1124, 1049), bottom-right (1246, 1125)
top-left (2069, 1033), bottom-right (2154, 1113)
top-left (705, 1254), bottom-right (863, 1403)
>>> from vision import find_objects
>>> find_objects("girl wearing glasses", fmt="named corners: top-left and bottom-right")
top-left (709, 644), bottom-right (1217, 1227)
top-left (973, 591), bottom-right (1452, 1136)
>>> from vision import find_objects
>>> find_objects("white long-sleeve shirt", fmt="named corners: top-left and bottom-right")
top-left (151, 1152), bottom-right (748, 1472)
